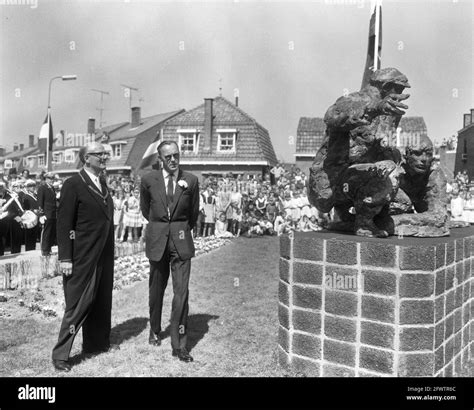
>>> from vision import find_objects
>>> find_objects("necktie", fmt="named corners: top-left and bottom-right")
top-left (167, 174), bottom-right (174, 208)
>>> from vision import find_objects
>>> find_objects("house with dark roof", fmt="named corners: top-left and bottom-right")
top-left (294, 116), bottom-right (429, 173)
top-left (294, 117), bottom-right (326, 171)
top-left (158, 96), bottom-right (277, 180)
top-left (454, 108), bottom-right (474, 181)
top-left (0, 135), bottom-right (38, 176)
top-left (22, 107), bottom-right (184, 177)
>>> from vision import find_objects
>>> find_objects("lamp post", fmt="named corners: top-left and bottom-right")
top-left (46, 75), bottom-right (77, 170)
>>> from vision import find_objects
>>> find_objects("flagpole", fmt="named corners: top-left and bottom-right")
top-left (46, 107), bottom-right (51, 171)
top-left (373, 0), bottom-right (381, 71)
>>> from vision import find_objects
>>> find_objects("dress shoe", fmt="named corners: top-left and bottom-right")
top-left (172, 348), bottom-right (194, 362)
top-left (148, 331), bottom-right (161, 346)
top-left (52, 359), bottom-right (71, 372)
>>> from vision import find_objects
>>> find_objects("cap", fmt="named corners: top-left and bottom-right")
top-left (25, 179), bottom-right (36, 187)
top-left (44, 172), bottom-right (54, 179)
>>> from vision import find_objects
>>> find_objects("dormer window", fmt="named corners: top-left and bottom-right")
top-left (109, 141), bottom-right (126, 159)
top-left (178, 129), bottom-right (199, 154)
top-left (217, 129), bottom-right (237, 153)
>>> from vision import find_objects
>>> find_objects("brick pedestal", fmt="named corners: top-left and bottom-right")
top-left (278, 228), bottom-right (474, 377)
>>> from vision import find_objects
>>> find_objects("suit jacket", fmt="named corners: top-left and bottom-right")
top-left (22, 192), bottom-right (39, 213)
top-left (57, 168), bottom-right (114, 307)
top-left (37, 182), bottom-right (57, 219)
top-left (140, 168), bottom-right (199, 261)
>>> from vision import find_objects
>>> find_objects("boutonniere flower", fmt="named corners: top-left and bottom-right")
top-left (178, 180), bottom-right (188, 189)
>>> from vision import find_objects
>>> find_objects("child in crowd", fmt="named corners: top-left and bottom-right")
top-left (273, 211), bottom-right (286, 235)
top-left (463, 190), bottom-right (474, 223)
top-left (298, 215), bottom-right (311, 232)
top-left (308, 215), bottom-right (323, 232)
top-left (231, 205), bottom-right (242, 236)
top-left (266, 197), bottom-right (277, 223)
top-left (247, 218), bottom-right (264, 237)
top-left (215, 212), bottom-right (234, 238)
top-left (450, 189), bottom-right (465, 222)
top-left (203, 187), bottom-right (216, 237)
top-left (122, 188), bottom-right (141, 241)
top-left (259, 217), bottom-right (275, 235)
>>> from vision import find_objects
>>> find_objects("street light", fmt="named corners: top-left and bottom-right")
top-left (46, 74), bottom-right (77, 170)
top-left (48, 75), bottom-right (77, 108)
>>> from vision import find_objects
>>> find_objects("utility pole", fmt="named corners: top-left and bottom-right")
top-left (120, 84), bottom-right (139, 123)
top-left (91, 88), bottom-right (109, 129)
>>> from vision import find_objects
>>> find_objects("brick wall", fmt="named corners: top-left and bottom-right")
top-left (278, 229), bottom-right (474, 377)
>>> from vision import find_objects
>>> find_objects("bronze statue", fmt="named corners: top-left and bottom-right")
top-left (389, 134), bottom-right (450, 237)
top-left (308, 67), bottom-right (410, 237)
top-left (308, 67), bottom-right (450, 237)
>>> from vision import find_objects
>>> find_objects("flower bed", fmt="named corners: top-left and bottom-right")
top-left (0, 236), bottom-right (232, 320)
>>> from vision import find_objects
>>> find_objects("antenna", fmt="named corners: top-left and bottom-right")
top-left (91, 89), bottom-right (110, 129)
top-left (120, 84), bottom-right (139, 122)
top-left (219, 78), bottom-right (222, 96)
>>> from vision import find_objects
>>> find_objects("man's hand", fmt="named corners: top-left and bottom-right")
top-left (59, 261), bottom-right (73, 277)
top-left (39, 216), bottom-right (46, 224)
top-left (377, 93), bottom-right (410, 116)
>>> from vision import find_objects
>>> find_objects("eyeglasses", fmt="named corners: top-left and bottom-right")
top-left (163, 153), bottom-right (179, 161)
top-left (88, 152), bottom-right (109, 158)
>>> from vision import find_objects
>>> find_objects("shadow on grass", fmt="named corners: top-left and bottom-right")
top-left (161, 313), bottom-right (219, 352)
top-left (110, 317), bottom-right (149, 345)
top-left (69, 316), bottom-right (148, 366)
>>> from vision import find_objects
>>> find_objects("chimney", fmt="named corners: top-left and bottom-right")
top-left (19, 143), bottom-right (24, 151)
top-left (29, 134), bottom-right (35, 147)
top-left (203, 98), bottom-right (213, 153)
top-left (131, 107), bottom-right (141, 128)
top-left (0, 147), bottom-right (5, 157)
top-left (471, 108), bottom-right (474, 123)
top-left (13, 143), bottom-right (18, 152)
top-left (88, 118), bottom-right (96, 136)
top-left (235, 96), bottom-right (239, 107)
top-left (464, 113), bottom-right (471, 128)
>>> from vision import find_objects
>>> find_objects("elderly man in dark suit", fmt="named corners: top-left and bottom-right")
top-left (37, 172), bottom-right (57, 256)
top-left (140, 140), bottom-right (200, 362)
top-left (51, 142), bottom-right (115, 372)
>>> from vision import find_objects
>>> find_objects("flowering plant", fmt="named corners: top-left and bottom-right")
top-left (178, 180), bottom-right (188, 189)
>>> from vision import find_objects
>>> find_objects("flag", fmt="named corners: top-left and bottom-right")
top-left (38, 109), bottom-right (53, 170)
top-left (361, 0), bottom-right (382, 89)
top-left (138, 138), bottom-right (161, 170)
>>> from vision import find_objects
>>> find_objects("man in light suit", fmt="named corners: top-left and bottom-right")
top-left (140, 140), bottom-right (200, 362)
top-left (52, 142), bottom-right (116, 372)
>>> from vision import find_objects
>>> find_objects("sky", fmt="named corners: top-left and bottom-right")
top-left (0, 0), bottom-right (473, 163)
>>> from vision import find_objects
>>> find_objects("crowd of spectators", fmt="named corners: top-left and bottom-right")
top-left (3, 163), bottom-right (473, 256)
top-left (194, 162), bottom-right (329, 238)
top-left (448, 170), bottom-right (474, 224)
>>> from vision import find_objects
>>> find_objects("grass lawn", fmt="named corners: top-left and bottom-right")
top-left (1, 234), bottom-right (472, 378)
top-left (0, 236), bottom-right (286, 377)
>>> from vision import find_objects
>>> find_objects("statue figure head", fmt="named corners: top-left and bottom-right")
top-left (404, 134), bottom-right (434, 175)
top-left (370, 67), bottom-right (411, 96)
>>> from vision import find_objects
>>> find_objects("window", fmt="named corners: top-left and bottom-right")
top-left (178, 130), bottom-right (199, 154)
top-left (109, 141), bottom-right (125, 159)
top-left (64, 149), bottom-right (76, 163)
top-left (217, 129), bottom-right (237, 152)
top-left (112, 144), bottom-right (122, 159)
top-left (52, 151), bottom-right (64, 164)
top-left (38, 155), bottom-right (45, 166)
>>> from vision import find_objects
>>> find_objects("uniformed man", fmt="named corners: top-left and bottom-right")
top-left (37, 172), bottom-right (57, 256)
top-left (8, 180), bottom-right (24, 254)
top-left (22, 179), bottom-right (40, 251)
